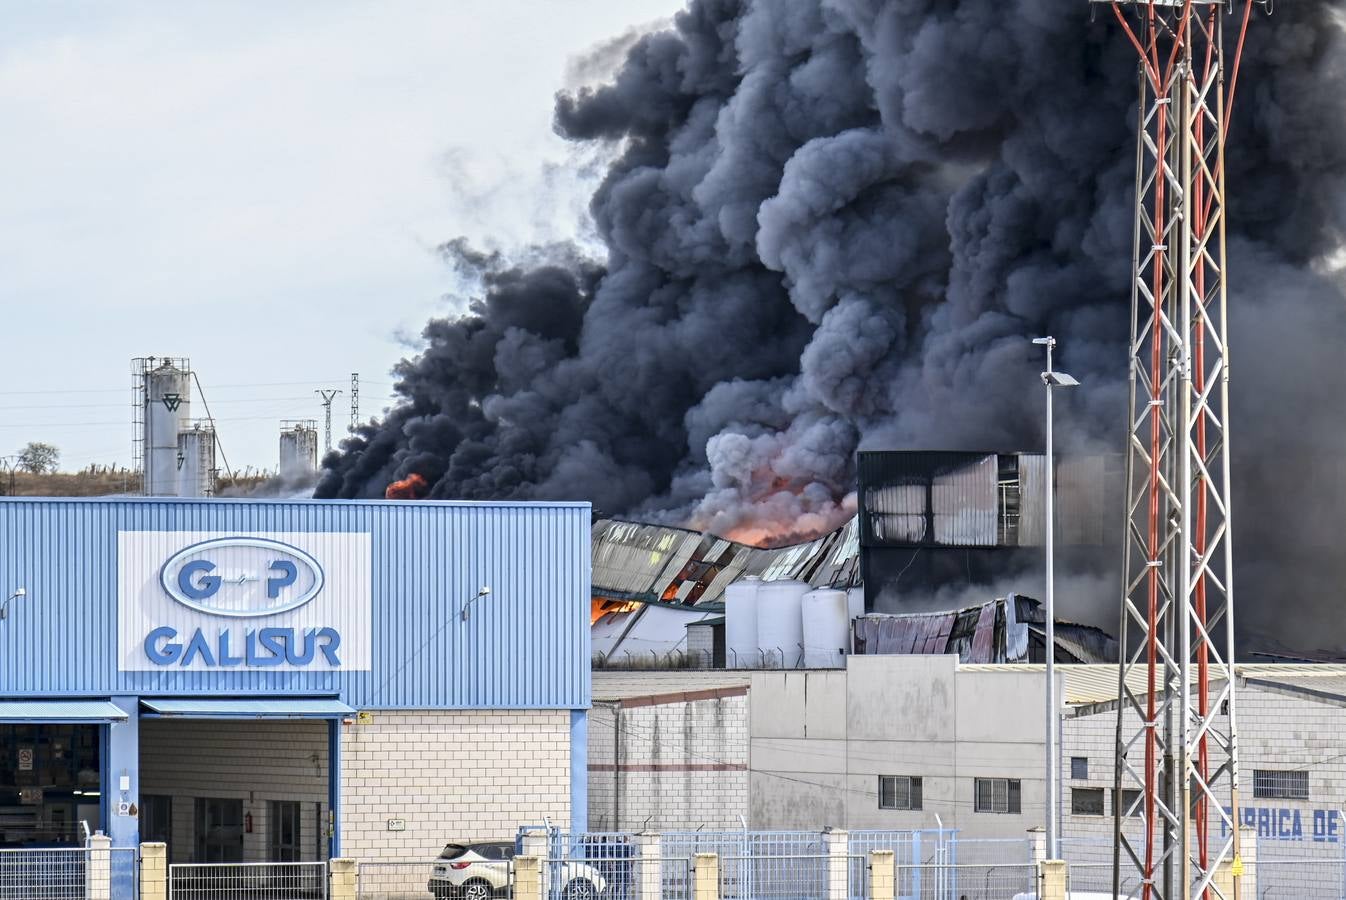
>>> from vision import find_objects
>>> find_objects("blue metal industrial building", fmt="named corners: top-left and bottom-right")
top-left (0, 497), bottom-right (591, 861)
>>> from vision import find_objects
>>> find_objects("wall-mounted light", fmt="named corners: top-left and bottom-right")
top-left (0, 587), bottom-right (26, 620)
top-left (461, 586), bottom-right (492, 622)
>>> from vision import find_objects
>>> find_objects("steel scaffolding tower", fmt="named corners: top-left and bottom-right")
top-left (1101, 2), bottom-right (1260, 898)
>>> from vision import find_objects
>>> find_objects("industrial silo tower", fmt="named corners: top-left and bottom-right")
top-left (132, 357), bottom-right (192, 496)
top-left (176, 423), bottom-right (218, 497)
top-left (279, 419), bottom-right (319, 479)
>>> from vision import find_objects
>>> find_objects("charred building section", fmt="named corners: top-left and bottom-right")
top-left (857, 451), bottom-right (1122, 619)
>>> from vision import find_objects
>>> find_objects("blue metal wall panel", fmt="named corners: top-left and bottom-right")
top-left (0, 498), bottom-right (591, 709)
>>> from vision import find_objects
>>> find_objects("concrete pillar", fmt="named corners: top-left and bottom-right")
top-left (825, 829), bottom-right (849, 900)
top-left (1039, 859), bottom-right (1067, 900)
top-left (693, 852), bottom-right (719, 900)
top-left (139, 843), bottom-right (167, 900)
top-left (867, 849), bottom-right (895, 900)
top-left (329, 858), bottom-right (356, 900)
top-left (636, 832), bottom-right (662, 900)
top-left (570, 710), bottom-right (588, 838)
top-left (1028, 825), bottom-right (1047, 864)
top-left (86, 834), bottom-right (111, 900)
top-left (520, 829), bottom-right (550, 895)
top-left (515, 857), bottom-right (543, 900)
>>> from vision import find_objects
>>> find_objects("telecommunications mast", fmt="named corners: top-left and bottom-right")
top-left (1100, 1), bottom-right (1263, 898)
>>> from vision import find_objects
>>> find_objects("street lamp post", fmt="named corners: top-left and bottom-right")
top-left (1033, 336), bottom-right (1078, 861)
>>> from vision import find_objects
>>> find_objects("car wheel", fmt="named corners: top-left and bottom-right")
top-left (462, 878), bottom-right (494, 900)
top-left (562, 878), bottom-right (599, 900)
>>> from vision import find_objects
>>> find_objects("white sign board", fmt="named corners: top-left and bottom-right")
top-left (17, 748), bottom-right (32, 771)
top-left (118, 531), bottom-right (372, 672)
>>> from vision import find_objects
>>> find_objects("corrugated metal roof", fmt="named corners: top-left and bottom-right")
top-left (0, 699), bottom-right (128, 722)
top-left (140, 698), bottom-right (355, 718)
top-left (591, 516), bottom-right (861, 612)
top-left (0, 498), bottom-right (590, 710)
top-left (958, 662), bottom-right (1346, 706)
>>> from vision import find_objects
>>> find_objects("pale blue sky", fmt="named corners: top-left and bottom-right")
top-left (0, 1), bottom-right (676, 474)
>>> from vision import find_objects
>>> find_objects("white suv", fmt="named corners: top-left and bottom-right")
top-left (428, 841), bottom-right (608, 900)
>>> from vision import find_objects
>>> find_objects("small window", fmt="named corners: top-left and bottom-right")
top-left (878, 776), bottom-right (923, 811)
top-left (974, 778), bottom-right (1021, 814)
top-left (1114, 789), bottom-right (1143, 818)
top-left (1070, 757), bottom-right (1089, 780)
top-left (1253, 770), bottom-right (1308, 801)
top-left (1071, 788), bottom-right (1105, 816)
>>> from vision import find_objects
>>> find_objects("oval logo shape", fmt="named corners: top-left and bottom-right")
top-left (159, 537), bottom-right (325, 618)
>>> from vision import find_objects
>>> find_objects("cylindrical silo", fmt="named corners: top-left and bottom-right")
top-left (756, 579), bottom-right (809, 669)
top-left (725, 577), bottom-right (763, 669)
top-left (802, 589), bottom-right (850, 668)
top-left (279, 421), bottom-right (319, 479)
top-left (143, 359), bottom-right (191, 496)
top-left (177, 425), bottom-right (216, 498)
top-left (847, 586), bottom-right (865, 622)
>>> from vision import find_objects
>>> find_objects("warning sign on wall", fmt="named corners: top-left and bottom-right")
top-left (17, 748), bottom-right (32, 772)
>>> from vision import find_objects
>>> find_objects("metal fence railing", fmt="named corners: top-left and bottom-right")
top-left (355, 859), bottom-right (447, 900)
top-left (717, 853), bottom-right (861, 900)
top-left (896, 862), bottom-right (1039, 900)
top-left (1253, 859), bottom-right (1346, 899)
top-left (168, 861), bottom-right (328, 900)
top-left (0, 848), bottom-right (90, 900)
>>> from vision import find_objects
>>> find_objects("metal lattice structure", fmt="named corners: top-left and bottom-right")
top-left (1103, 2), bottom-right (1260, 899)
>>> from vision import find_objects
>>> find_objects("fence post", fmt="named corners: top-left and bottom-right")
top-left (636, 831), bottom-right (661, 900)
top-left (1039, 859), bottom-right (1067, 900)
top-left (329, 858), bottom-right (356, 900)
top-left (86, 833), bottom-right (111, 900)
top-left (140, 843), bottom-right (167, 900)
top-left (825, 829), bottom-right (849, 900)
top-left (1028, 825), bottom-right (1047, 864)
top-left (867, 849), bottom-right (895, 900)
top-left (515, 857), bottom-right (543, 900)
top-left (693, 852), bottom-right (719, 900)
top-left (521, 829), bottom-right (550, 896)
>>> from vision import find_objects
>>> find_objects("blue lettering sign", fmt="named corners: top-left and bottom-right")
top-left (267, 560), bottom-right (297, 599)
top-left (143, 626), bottom-right (344, 669)
top-left (177, 560), bottom-right (221, 600)
top-left (145, 627), bottom-right (182, 665)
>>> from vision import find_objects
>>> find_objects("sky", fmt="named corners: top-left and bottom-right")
top-left (0, 1), bottom-right (677, 475)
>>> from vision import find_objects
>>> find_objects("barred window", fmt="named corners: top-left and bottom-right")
top-left (1071, 788), bottom-right (1105, 816)
top-left (1070, 757), bottom-right (1089, 780)
top-left (1253, 770), bottom-right (1308, 801)
top-left (879, 775), bottom-right (923, 810)
top-left (974, 778), bottom-right (1021, 814)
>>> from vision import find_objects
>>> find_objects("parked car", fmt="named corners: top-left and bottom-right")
top-left (428, 841), bottom-right (608, 900)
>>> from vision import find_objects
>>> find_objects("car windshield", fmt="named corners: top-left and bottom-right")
top-left (438, 844), bottom-right (470, 860)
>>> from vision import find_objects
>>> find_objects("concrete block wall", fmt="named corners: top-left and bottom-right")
top-left (588, 691), bottom-right (748, 831)
top-left (340, 710), bottom-right (570, 860)
top-left (140, 719), bottom-right (329, 863)
top-left (1062, 681), bottom-right (1346, 864)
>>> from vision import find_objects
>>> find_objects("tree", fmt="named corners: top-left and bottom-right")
top-left (17, 442), bottom-right (59, 475)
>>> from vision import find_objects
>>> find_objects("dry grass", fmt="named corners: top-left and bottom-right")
top-left (0, 468), bottom-right (274, 497)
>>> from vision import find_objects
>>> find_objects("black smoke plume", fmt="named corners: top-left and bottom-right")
top-left (318, 1), bottom-right (1346, 652)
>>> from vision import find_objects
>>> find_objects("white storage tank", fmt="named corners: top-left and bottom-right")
top-left (757, 579), bottom-right (809, 668)
top-left (279, 420), bottom-right (320, 478)
top-left (143, 358), bottom-right (191, 496)
top-left (176, 424), bottom-right (217, 498)
top-left (847, 586), bottom-right (865, 622)
top-left (802, 588), bottom-right (850, 668)
top-left (725, 577), bottom-right (764, 669)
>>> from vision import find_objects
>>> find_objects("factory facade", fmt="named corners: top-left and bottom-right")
top-left (592, 656), bottom-right (1346, 872)
top-left (0, 497), bottom-right (590, 864)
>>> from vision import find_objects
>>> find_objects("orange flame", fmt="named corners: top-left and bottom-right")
top-left (384, 473), bottom-right (428, 500)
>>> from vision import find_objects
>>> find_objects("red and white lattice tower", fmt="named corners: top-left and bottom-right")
top-left (1101, 1), bottom-right (1261, 899)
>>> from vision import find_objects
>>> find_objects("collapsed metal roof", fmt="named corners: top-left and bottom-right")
top-left (852, 594), bottom-right (1117, 665)
top-left (591, 515), bottom-right (861, 609)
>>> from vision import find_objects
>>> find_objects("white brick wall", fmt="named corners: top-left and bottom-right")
top-left (140, 719), bottom-right (329, 863)
top-left (588, 694), bottom-right (748, 831)
top-left (340, 710), bottom-right (571, 860)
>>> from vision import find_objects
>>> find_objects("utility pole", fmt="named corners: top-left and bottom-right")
top-left (350, 373), bottom-right (359, 430)
top-left (316, 389), bottom-right (342, 453)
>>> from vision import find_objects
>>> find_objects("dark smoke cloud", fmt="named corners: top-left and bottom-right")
top-left (318, 1), bottom-right (1346, 651)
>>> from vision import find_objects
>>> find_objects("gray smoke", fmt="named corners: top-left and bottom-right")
top-left (317, 1), bottom-right (1346, 652)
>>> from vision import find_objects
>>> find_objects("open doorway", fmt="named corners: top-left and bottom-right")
top-left (0, 724), bottom-right (102, 847)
